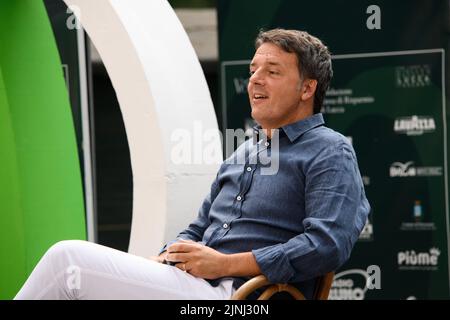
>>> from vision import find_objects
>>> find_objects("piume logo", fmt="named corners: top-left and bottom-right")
top-left (394, 116), bottom-right (436, 136)
top-left (398, 248), bottom-right (440, 271)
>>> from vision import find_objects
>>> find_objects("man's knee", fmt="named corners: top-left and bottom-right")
top-left (45, 240), bottom-right (88, 262)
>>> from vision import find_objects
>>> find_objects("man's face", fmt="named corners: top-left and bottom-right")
top-left (248, 42), bottom-right (304, 129)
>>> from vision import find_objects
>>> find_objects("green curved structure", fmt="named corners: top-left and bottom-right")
top-left (0, 0), bottom-right (86, 299)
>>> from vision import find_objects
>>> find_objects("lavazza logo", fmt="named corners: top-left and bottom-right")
top-left (398, 248), bottom-right (441, 271)
top-left (389, 161), bottom-right (442, 177)
top-left (394, 115), bottom-right (436, 136)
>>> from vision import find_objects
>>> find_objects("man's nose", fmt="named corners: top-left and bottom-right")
top-left (249, 70), bottom-right (265, 86)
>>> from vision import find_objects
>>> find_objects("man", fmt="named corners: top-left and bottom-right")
top-left (15, 29), bottom-right (370, 300)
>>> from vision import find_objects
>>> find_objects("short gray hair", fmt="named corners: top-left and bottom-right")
top-left (255, 28), bottom-right (333, 113)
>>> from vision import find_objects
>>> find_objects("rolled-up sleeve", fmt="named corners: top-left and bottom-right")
top-left (252, 141), bottom-right (370, 283)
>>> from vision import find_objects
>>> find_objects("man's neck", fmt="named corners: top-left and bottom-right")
top-left (260, 110), bottom-right (314, 138)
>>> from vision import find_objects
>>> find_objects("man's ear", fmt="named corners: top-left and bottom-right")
top-left (300, 79), bottom-right (317, 101)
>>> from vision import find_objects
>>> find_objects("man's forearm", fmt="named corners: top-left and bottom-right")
top-left (223, 252), bottom-right (262, 277)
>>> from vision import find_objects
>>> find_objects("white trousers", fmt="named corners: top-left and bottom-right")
top-left (14, 240), bottom-right (235, 300)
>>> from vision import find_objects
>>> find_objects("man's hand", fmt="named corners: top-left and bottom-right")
top-left (165, 240), bottom-right (228, 280)
top-left (149, 250), bottom-right (168, 264)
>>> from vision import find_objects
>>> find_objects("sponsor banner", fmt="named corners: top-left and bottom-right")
top-left (324, 51), bottom-right (448, 298)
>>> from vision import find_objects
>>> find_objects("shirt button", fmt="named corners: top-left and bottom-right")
top-left (246, 167), bottom-right (252, 172)
top-left (223, 223), bottom-right (229, 229)
top-left (236, 195), bottom-right (242, 201)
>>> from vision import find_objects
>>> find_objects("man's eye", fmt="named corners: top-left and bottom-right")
top-left (269, 70), bottom-right (279, 75)
top-left (249, 70), bottom-right (255, 76)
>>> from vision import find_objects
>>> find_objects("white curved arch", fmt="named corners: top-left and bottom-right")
top-left (63, 0), bottom-right (222, 256)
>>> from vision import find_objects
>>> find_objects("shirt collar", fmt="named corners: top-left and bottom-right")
top-left (252, 113), bottom-right (325, 143)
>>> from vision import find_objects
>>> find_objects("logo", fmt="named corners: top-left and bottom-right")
top-left (413, 200), bottom-right (423, 222)
top-left (389, 162), bottom-right (442, 177)
top-left (394, 116), bottom-right (436, 136)
top-left (362, 175), bottom-right (370, 186)
top-left (400, 200), bottom-right (436, 231)
top-left (390, 161), bottom-right (416, 177)
top-left (359, 217), bottom-right (374, 241)
top-left (396, 65), bottom-right (431, 88)
top-left (398, 248), bottom-right (440, 271)
top-left (329, 265), bottom-right (381, 300)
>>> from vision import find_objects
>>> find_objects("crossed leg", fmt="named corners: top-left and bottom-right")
top-left (14, 240), bottom-right (234, 300)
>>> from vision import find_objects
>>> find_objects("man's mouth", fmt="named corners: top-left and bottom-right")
top-left (253, 93), bottom-right (269, 100)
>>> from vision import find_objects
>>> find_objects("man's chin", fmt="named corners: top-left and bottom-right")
top-left (250, 110), bottom-right (268, 125)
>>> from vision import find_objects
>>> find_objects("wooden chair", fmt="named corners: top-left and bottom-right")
top-left (230, 272), bottom-right (334, 300)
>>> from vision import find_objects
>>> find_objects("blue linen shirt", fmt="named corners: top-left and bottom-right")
top-left (161, 113), bottom-right (370, 298)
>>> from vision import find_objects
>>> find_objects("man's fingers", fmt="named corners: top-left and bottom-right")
top-left (175, 262), bottom-right (189, 273)
top-left (166, 252), bottom-right (188, 263)
top-left (148, 256), bottom-right (163, 263)
top-left (167, 242), bottom-right (197, 253)
top-left (167, 243), bottom-right (187, 253)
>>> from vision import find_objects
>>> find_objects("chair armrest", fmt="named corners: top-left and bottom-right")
top-left (230, 275), bottom-right (271, 300)
top-left (230, 275), bottom-right (306, 300)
